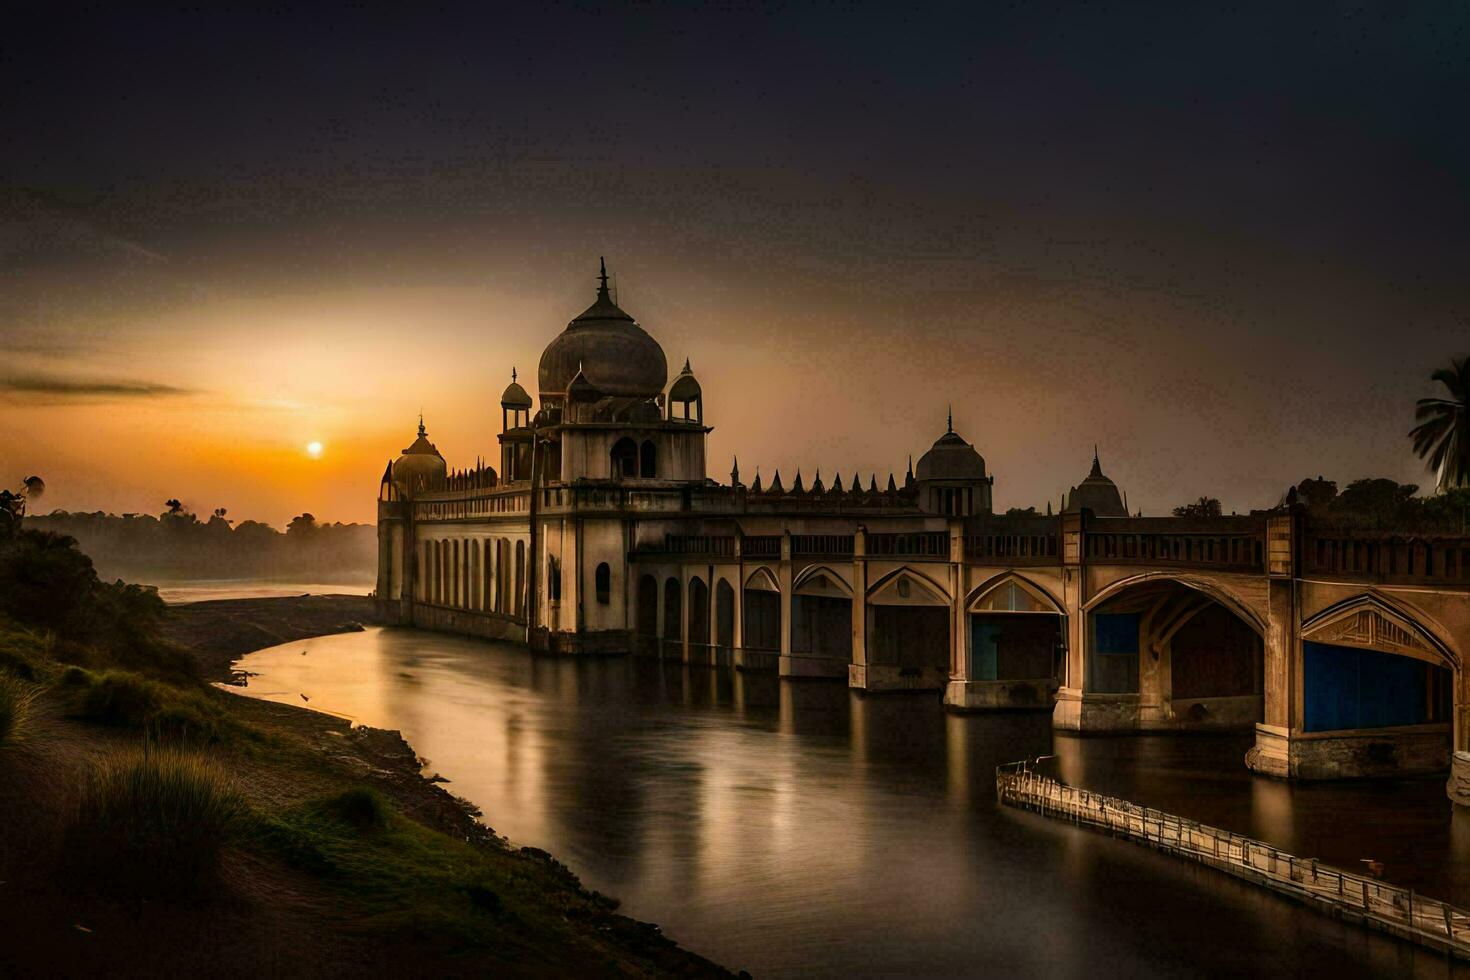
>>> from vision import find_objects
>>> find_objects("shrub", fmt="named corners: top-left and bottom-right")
top-left (320, 786), bottom-right (391, 831)
top-left (65, 747), bottom-right (247, 898)
top-left (0, 675), bottom-right (36, 747)
top-left (58, 665), bottom-right (95, 688)
top-left (76, 669), bottom-right (225, 742)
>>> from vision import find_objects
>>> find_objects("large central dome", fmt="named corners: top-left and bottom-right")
top-left (538, 260), bottom-right (668, 400)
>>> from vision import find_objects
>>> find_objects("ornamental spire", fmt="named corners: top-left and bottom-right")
top-left (418, 412), bottom-right (426, 438)
top-left (947, 404), bottom-right (953, 433)
top-left (597, 256), bottom-right (610, 299)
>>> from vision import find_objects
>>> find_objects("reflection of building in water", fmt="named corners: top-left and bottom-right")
top-left (377, 261), bottom-right (1470, 797)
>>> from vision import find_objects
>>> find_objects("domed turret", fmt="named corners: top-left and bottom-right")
top-left (538, 258), bottom-right (668, 401)
top-left (915, 411), bottom-right (986, 481)
top-left (1063, 448), bottom-right (1127, 517)
top-left (500, 367), bottom-right (532, 409)
top-left (391, 416), bottom-right (447, 496)
top-left (914, 409), bottom-right (992, 516)
top-left (667, 358), bottom-right (703, 423)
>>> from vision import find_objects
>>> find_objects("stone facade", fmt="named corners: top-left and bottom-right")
top-left (376, 264), bottom-right (1470, 794)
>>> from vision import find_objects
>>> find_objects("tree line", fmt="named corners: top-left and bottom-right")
top-left (24, 506), bottom-right (375, 584)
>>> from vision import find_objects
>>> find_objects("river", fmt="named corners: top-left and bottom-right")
top-left (234, 627), bottom-right (1470, 978)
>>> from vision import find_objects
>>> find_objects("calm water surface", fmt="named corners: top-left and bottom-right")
top-left (236, 627), bottom-right (1470, 978)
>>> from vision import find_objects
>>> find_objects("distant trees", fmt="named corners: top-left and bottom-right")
top-left (25, 507), bottom-right (375, 583)
top-left (1172, 497), bottom-right (1222, 518)
top-left (1410, 355), bottom-right (1470, 490)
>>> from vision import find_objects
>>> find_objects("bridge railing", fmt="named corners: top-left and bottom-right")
top-left (1082, 517), bottom-right (1265, 571)
top-left (996, 759), bottom-right (1470, 959)
top-left (1302, 527), bottom-right (1470, 586)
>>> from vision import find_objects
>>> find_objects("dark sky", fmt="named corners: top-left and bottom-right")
top-left (2, 3), bottom-right (1467, 524)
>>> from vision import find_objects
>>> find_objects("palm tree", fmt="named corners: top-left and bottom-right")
top-left (1410, 355), bottom-right (1470, 490)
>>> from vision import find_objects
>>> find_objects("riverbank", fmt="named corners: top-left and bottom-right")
top-left (0, 582), bottom-right (735, 977)
top-left (160, 593), bottom-right (381, 683)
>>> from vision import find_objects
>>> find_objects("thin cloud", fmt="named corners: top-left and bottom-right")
top-left (0, 373), bottom-right (194, 399)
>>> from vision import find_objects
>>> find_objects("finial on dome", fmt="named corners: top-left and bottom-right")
top-left (683, 357), bottom-right (691, 373)
top-left (512, 366), bottom-right (517, 383)
top-left (418, 412), bottom-right (426, 438)
top-left (947, 404), bottom-right (953, 433)
top-left (1090, 445), bottom-right (1103, 478)
top-left (597, 256), bottom-right (610, 298)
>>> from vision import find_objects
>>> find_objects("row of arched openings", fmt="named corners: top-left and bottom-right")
top-left (636, 574), bottom-right (744, 655)
top-left (419, 537), bottom-right (525, 619)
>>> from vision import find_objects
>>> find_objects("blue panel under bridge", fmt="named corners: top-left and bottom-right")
top-left (1303, 641), bottom-right (1452, 732)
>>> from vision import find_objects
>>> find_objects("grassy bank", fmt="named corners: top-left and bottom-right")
top-left (0, 529), bottom-right (734, 978)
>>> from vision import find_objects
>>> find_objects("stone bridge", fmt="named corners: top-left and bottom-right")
top-left (631, 511), bottom-right (1470, 798)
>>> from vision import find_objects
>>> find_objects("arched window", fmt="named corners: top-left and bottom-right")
top-left (611, 437), bottom-right (638, 478)
top-left (640, 440), bottom-right (657, 478)
top-left (595, 562), bottom-right (611, 604)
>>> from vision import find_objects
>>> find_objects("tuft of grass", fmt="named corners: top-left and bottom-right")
top-left (72, 668), bottom-right (234, 743)
top-left (0, 621), bottom-right (52, 682)
top-left (64, 746), bottom-right (247, 899)
top-left (321, 786), bottom-right (391, 831)
top-left (58, 665), bottom-right (95, 688)
top-left (0, 675), bottom-right (38, 747)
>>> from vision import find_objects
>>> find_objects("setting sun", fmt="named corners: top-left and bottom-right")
top-left (306, 441), bottom-right (323, 458)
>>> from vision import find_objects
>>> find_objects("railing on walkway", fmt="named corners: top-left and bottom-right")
top-left (996, 759), bottom-right (1470, 960)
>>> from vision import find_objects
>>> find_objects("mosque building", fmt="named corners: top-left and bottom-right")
top-left (376, 260), bottom-right (1125, 707)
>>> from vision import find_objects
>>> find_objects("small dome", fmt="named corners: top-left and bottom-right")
top-left (391, 417), bottom-right (447, 495)
top-left (1064, 450), bottom-right (1127, 517)
top-left (538, 259), bottom-right (668, 400)
top-left (915, 424), bottom-right (986, 481)
top-left (668, 358), bottom-right (701, 401)
top-left (500, 368), bottom-right (532, 408)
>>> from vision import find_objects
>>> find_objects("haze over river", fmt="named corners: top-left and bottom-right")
top-left (236, 627), bottom-right (1470, 977)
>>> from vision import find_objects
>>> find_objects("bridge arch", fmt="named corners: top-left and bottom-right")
top-left (1084, 571), bottom-right (1266, 637)
top-left (965, 572), bottom-right (1064, 615)
top-left (866, 565), bottom-right (950, 676)
top-left (1300, 591), bottom-right (1459, 672)
top-left (742, 566), bottom-right (781, 653)
top-left (744, 565), bottom-right (780, 592)
top-left (791, 564), bottom-right (852, 664)
top-left (793, 563), bottom-right (852, 596)
top-left (1299, 591), bottom-right (1459, 737)
top-left (965, 573), bottom-right (1066, 695)
top-left (866, 565), bottom-right (951, 605)
top-left (1085, 573), bottom-right (1265, 729)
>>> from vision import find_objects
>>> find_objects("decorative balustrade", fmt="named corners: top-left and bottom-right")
top-left (742, 535), bottom-right (782, 558)
top-left (866, 532), bottom-right (948, 558)
top-left (791, 534), bottom-right (854, 558)
top-left (1303, 527), bottom-right (1470, 586)
top-left (1083, 517), bottom-right (1265, 571)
